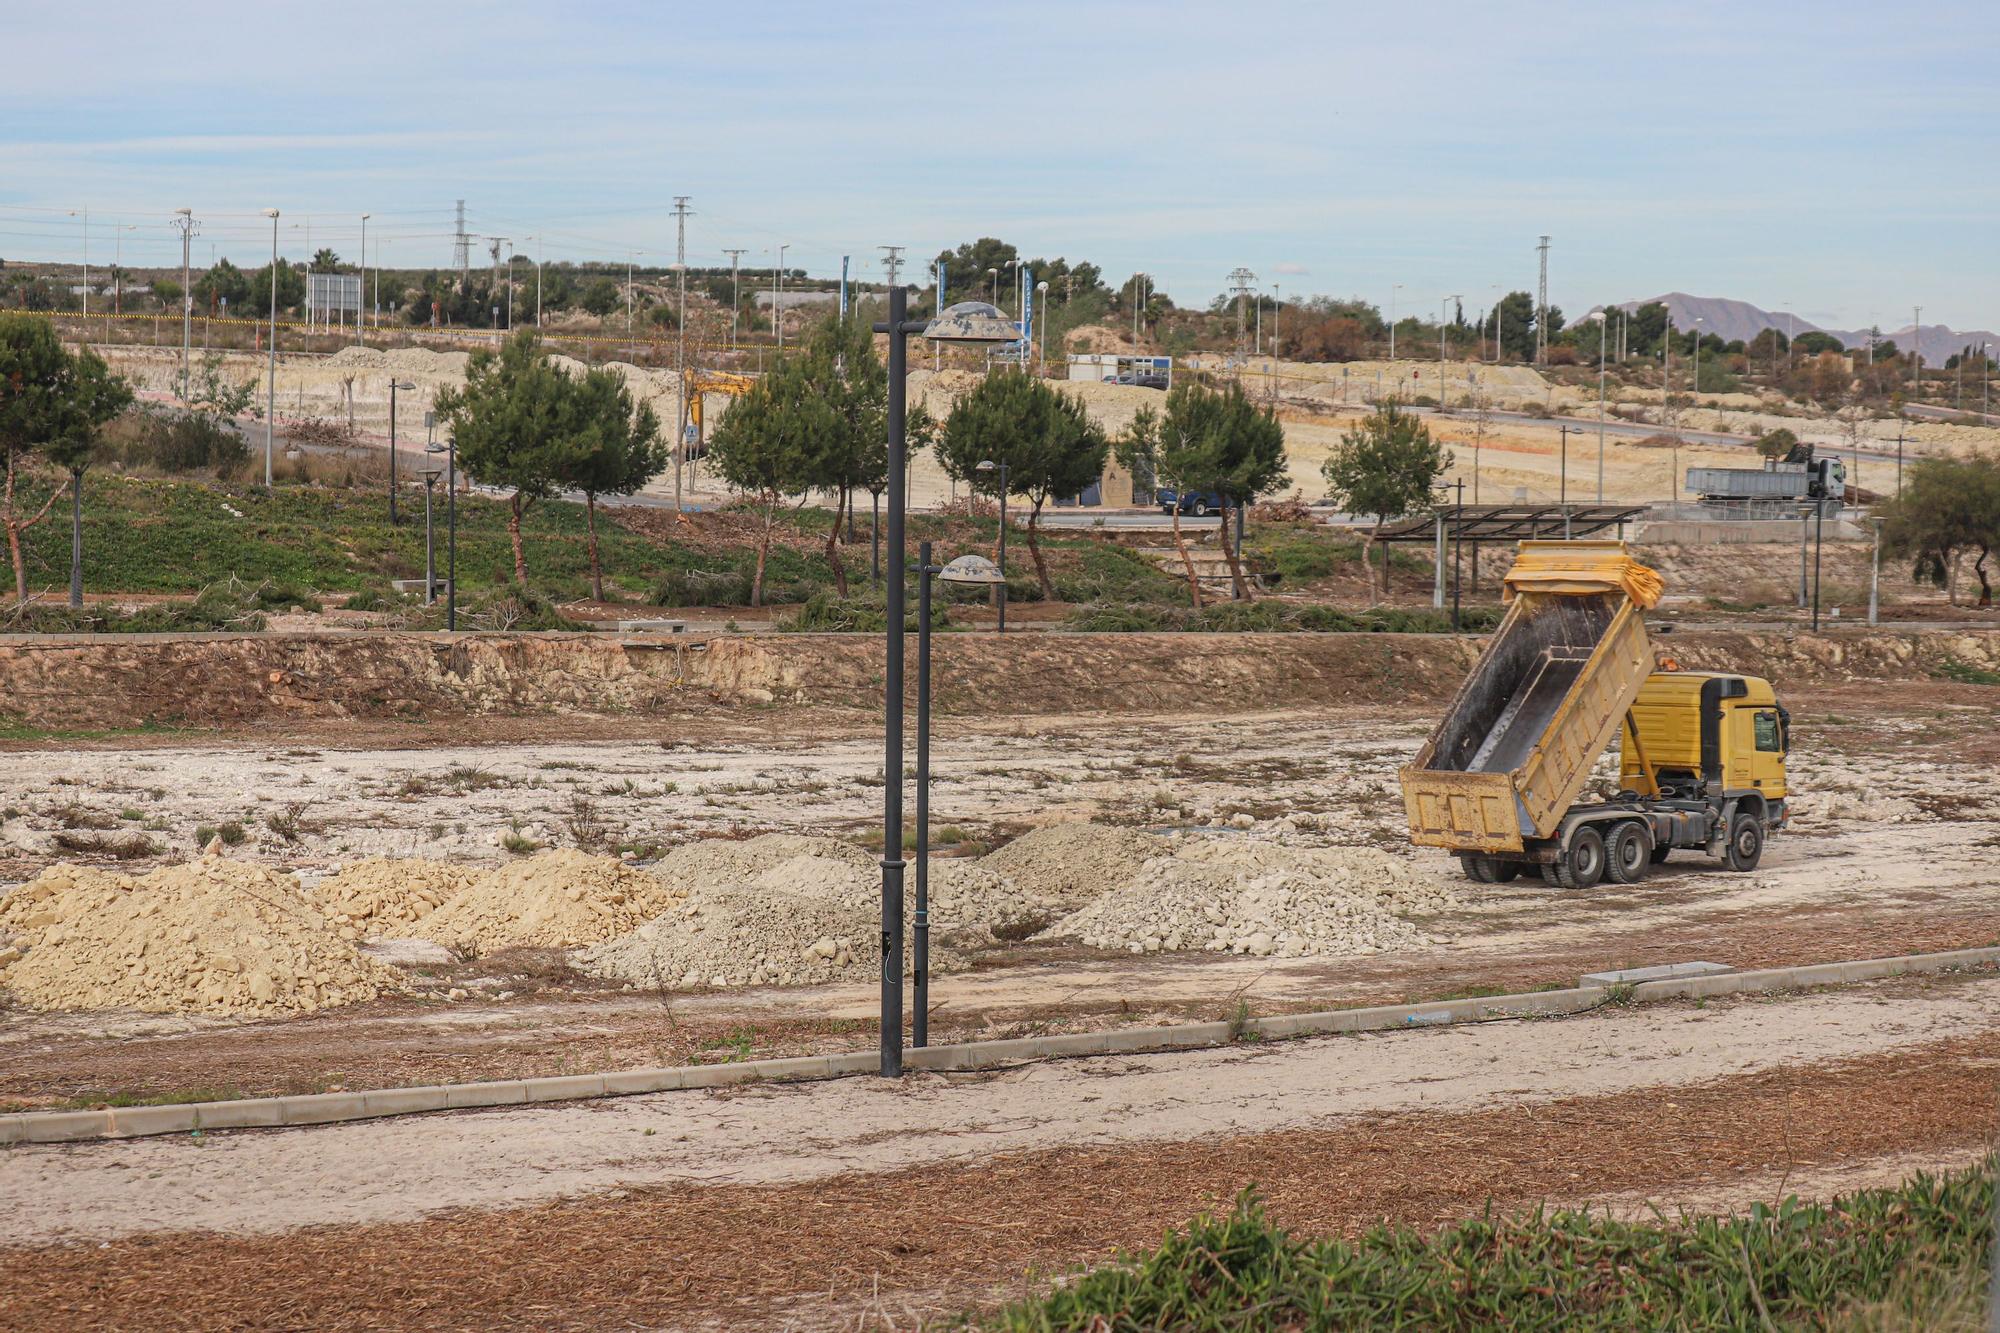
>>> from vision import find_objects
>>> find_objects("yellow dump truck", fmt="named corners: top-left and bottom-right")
top-left (1399, 541), bottom-right (1790, 887)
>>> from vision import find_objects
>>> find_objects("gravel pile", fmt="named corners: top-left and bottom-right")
top-left (977, 822), bottom-right (1163, 907)
top-left (0, 859), bottom-right (399, 1016)
top-left (312, 858), bottom-right (481, 937)
top-left (412, 850), bottom-right (681, 955)
top-left (1042, 837), bottom-right (1460, 959)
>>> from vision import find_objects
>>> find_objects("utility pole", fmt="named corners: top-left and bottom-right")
top-left (1272, 282), bottom-right (1281, 357)
top-left (359, 213), bottom-right (370, 333)
top-left (171, 208), bottom-right (197, 401)
top-left (1911, 304), bottom-right (1922, 397)
top-left (722, 248), bottom-right (746, 345)
top-left (1439, 295), bottom-right (1460, 409)
top-left (1390, 283), bottom-right (1403, 360)
top-left (488, 238), bottom-right (506, 329)
top-left (776, 244), bottom-right (791, 349)
top-left (1227, 268), bottom-right (1256, 360)
top-left (672, 196), bottom-right (693, 515)
top-left (1535, 235), bottom-right (1550, 366)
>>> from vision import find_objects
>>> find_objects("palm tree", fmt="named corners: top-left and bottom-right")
top-left (311, 248), bottom-right (341, 274)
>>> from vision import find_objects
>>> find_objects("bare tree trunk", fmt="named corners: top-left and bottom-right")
top-left (1170, 501), bottom-right (1203, 610)
top-left (751, 496), bottom-right (775, 607)
top-left (1977, 547), bottom-right (1993, 608)
top-left (507, 492), bottom-right (531, 587)
top-left (4, 457), bottom-right (66, 606)
top-left (1362, 519), bottom-right (1386, 606)
top-left (824, 511), bottom-right (848, 598)
top-left (1026, 499), bottom-right (1053, 602)
top-left (585, 493), bottom-right (603, 602)
top-left (1219, 500), bottom-right (1253, 601)
top-left (1378, 518), bottom-right (1392, 595)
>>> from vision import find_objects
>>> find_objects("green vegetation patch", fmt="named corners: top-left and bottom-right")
top-left (1064, 601), bottom-right (1501, 634)
top-left (1936, 659), bottom-right (2000, 686)
top-left (988, 1163), bottom-right (1994, 1331)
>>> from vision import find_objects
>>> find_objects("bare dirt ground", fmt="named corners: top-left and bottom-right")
top-left (1, 681), bottom-right (1995, 1110)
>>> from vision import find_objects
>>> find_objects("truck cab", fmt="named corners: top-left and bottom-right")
top-left (1621, 672), bottom-right (1789, 816)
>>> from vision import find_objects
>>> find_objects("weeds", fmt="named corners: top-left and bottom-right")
top-left (564, 793), bottom-right (607, 850)
top-left (264, 801), bottom-right (319, 844)
top-left (991, 1162), bottom-right (1998, 1330)
top-left (51, 830), bottom-right (159, 859)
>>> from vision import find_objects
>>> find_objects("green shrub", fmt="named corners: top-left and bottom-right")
top-left (775, 589), bottom-right (946, 633)
top-left (991, 1162), bottom-right (1996, 1331)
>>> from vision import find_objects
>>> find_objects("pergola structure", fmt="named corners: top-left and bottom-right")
top-left (1370, 504), bottom-right (1649, 544)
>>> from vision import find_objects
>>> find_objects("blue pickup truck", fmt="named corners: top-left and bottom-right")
top-left (1156, 488), bottom-right (1225, 517)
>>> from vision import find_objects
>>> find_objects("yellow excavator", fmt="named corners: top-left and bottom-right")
top-left (681, 370), bottom-right (755, 458)
top-left (1399, 542), bottom-right (1790, 887)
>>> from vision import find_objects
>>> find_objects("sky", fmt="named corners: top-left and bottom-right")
top-left (3, 0), bottom-right (1996, 333)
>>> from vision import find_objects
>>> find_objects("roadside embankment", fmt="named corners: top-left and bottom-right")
top-left (0, 627), bottom-right (1994, 729)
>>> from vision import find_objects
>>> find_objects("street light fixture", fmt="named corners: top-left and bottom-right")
top-left (425, 422), bottom-right (457, 630)
top-left (1588, 311), bottom-right (1608, 502)
top-left (359, 214), bottom-right (370, 336)
top-left (262, 209), bottom-right (280, 488)
top-left (974, 458), bottom-right (1010, 633)
top-left (388, 380), bottom-right (415, 524)
top-left (1036, 280), bottom-right (1050, 371)
top-left (910, 546), bottom-right (1006, 1048)
top-left (871, 294), bottom-right (1019, 1079)
top-left (420, 452), bottom-right (446, 603)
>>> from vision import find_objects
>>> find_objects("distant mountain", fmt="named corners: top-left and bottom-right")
top-left (1608, 292), bottom-right (1996, 368)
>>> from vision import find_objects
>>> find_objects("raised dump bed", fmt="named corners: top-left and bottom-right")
top-left (1400, 542), bottom-right (1662, 854)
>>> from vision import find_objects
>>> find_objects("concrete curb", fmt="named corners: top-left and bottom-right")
top-left (4, 945), bottom-right (1995, 1147)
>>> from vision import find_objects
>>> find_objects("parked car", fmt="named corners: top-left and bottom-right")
top-left (1111, 372), bottom-right (1170, 390)
top-left (1156, 488), bottom-right (1225, 517)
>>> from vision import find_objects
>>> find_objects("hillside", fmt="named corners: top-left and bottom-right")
top-left (1612, 292), bottom-right (1998, 366)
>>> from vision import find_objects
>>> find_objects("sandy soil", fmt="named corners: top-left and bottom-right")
top-left (6, 975), bottom-right (1993, 1245)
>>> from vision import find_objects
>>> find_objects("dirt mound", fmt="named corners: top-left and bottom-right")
top-left (1042, 837), bottom-right (1459, 959)
top-left (580, 885), bottom-right (905, 991)
top-left (312, 859), bottom-right (482, 937)
top-left (0, 859), bottom-right (399, 1015)
top-left (978, 822), bottom-right (1163, 905)
top-left (652, 832), bottom-right (876, 896)
top-left (412, 850), bottom-right (680, 954)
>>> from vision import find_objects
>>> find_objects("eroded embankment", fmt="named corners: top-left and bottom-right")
top-left (0, 628), bottom-right (1994, 729)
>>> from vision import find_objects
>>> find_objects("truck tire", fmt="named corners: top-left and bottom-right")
top-left (1457, 853), bottom-right (1495, 883)
top-left (1552, 826), bottom-right (1607, 889)
top-left (1649, 842), bottom-right (1672, 866)
top-left (1725, 816), bottom-right (1765, 872)
top-left (1606, 822), bottom-right (1651, 884)
top-left (1489, 859), bottom-right (1521, 883)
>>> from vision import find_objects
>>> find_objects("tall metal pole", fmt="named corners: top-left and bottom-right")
top-left (264, 209), bottom-right (279, 487)
top-left (997, 462), bottom-right (1008, 634)
top-left (914, 540), bottom-right (934, 1049)
top-left (1811, 495), bottom-right (1825, 632)
top-left (174, 208), bottom-right (195, 400)
top-left (777, 244), bottom-right (789, 350)
top-left (68, 467), bottom-right (83, 609)
top-left (1389, 283), bottom-right (1402, 360)
top-left (873, 284), bottom-right (918, 1078)
top-left (1868, 519), bottom-right (1881, 626)
top-left (388, 381), bottom-right (400, 525)
top-left (1560, 425), bottom-right (1570, 538)
top-left (424, 477), bottom-right (437, 602)
top-left (1597, 314), bottom-right (1607, 502)
top-left (673, 197), bottom-right (692, 515)
top-left (446, 432), bottom-right (458, 632)
top-left (359, 214), bottom-right (369, 338)
top-left (723, 249), bottom-right (745, 346)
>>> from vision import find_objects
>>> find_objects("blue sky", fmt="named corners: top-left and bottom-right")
top-left (3, 0), bottom-right (1996, 331)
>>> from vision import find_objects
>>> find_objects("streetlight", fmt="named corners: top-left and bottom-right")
top-left (359, 214), bottom-right (370, 336)
top-left (975, 458), bottom-right (1010, 633)
top-left (67, 208), bottom-right (88, 317)
top-left (425, 421), bottom-right (457, 630)
top-left (1036, 279), bottom-right (1049, 371)
top-left (421, 451), bottom-right (446, 603)
top-left (910, 548), bottom-right (1006, 1047)
top-left (263, 209), bottom-right (280, 487)
top-left (1588, 310), bottom-right (1608, 502)
top-left (776, 244), bottom-right (790, 350)
top-left (871, 293), bottom-right (1019, 1078)
top-left (1439, 295), bottom-right (1460, 409)
top-left (174, 207), bottom-right (194, 401)
top-left (1390, 283), bottom-right (1404, 360)
top-left (985, 266), bottom-right (999, 307)
top-left (388, 380), bottom-right (415, 524)
top-left (1868, 515), bottom-right (1885, 626)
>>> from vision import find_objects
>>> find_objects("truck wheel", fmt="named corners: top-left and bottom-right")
top-left (1457, 853), bottom-right (1495, 883)
top-left (1553, 827), bottom-right (1606, 889)
top-left (1725, 816), bottom-right (1765, 872)
top-left (1605, 822), bottom-right (1650, 884)
top-left (1489, 860), bottom-right (1522, 883)
top-left (1649, 842), bottom-right (1672, 866)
